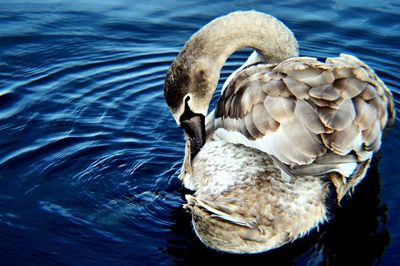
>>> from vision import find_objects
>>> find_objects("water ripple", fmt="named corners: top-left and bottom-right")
top-left (0, 1), bottom-right (399, 265)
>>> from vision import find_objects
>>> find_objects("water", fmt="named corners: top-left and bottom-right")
top-left (0, 0), bottom-right (399, 265)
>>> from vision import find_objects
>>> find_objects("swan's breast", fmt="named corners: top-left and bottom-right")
top-left (184, 140), bottom-right (333, 254)
top-left (187, 140), bottom-right (277, 195)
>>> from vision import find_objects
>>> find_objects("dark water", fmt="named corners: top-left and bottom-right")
top-left (0, 0), bottom-right (399, 265)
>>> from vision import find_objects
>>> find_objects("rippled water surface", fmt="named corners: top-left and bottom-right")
top-left (0, 1), bottom-right (399, 265)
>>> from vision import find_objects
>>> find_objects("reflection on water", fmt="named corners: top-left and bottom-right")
top-left (0, 0), bottom-right (399, 265)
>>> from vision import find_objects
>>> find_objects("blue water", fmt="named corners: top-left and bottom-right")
top-left (0, 0), bottom-right (399, 265)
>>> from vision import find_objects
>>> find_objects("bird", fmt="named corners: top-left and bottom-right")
top-left (164, 11), bottom-right (395, 254)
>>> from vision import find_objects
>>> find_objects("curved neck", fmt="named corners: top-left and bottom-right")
top-left (166, 11), bottom-right (299, 119)
top-left (179, 11), bottom-right (298, 72)
top-left (173, 11), bottom-right (299, 116)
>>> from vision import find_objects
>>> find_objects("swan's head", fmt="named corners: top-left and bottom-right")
top-left (164, 56), bottom-right (218, 158)
top-left (164, 10), bottom-right (299, 158)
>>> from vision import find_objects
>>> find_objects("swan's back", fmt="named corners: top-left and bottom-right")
top-left (211, 54), bottom-right (394, 178)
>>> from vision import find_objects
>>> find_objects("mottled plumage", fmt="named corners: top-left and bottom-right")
top-left (164, 11), bottom-right (395, 254)
top-left (184, 140), bottom-right (335, 253)
top-left (213, 54), bottom-right (394, 177)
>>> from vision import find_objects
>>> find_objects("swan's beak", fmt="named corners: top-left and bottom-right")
top-left (181, 114), bottom-right (205, 159)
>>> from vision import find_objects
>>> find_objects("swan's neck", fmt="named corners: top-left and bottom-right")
top-left (165, 11), bottom-right (299, 119)
top-left (180, 11), bottom-right (298, 72)
top-left (172, 11), bottom-right (298, 116)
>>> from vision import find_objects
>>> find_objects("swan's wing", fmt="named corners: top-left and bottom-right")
top-left (221, 51), bottom-right (264, 94)
top-left (212, 54), bottom-right (395, 177)
top-left (206, 51), bottom-right (264, 141)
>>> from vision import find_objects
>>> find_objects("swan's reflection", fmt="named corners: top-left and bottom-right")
top-left (165, 157), bottom-right (390, 265)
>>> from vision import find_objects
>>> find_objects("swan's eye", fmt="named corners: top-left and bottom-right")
top-left (196, 69), bottom-right (206, 79)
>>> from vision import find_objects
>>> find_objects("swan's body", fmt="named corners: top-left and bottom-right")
top-left (164, 11), bottom-right (395, 253)
top-left (185, 140), bottom-right (334, 253)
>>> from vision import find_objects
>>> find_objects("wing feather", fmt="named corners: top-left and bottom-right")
top-left (264, 96), bottom-right (295, 124)
top-left (319, 99), bottom-right (356, 131)
top-left (211, 54), bottom-right (394, 178)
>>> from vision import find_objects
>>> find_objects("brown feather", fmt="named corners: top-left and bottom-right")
top-left (362, 120), bottom-right (382, 151)
top-left (251, 103), bottom-right (280, 134)
top-left (264, 96), bottom-right (295, 124)
top-left (260, 80), bottom-right (291, 97)
top-left (280, 119), bottom-right (326, 160)
top-left (282, 77), bottom-right (310, 99)
top-left (319, 99), bottom-right (356, 131)
top-left (321, 125), bottom-right (360, 155)
top-left (240, 83), bottom-right (267, 117)
top-left (294, 100), bottom-right (326, 134)
top-left (309, 84), bottom-right (341, 101)
top-left (212, 53), bottom-right (394, 176)
top-left (361, 84), bottom-right (378, 100)
top-left (334, 78), bottom-right (367, 99)
top-left (244, 112), bottom-right (264, 140)
top-left (353, 98), bottom-right (377, 130)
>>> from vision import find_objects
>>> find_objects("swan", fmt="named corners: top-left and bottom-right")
top-left (164, 11), bottom-right (395, 253)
